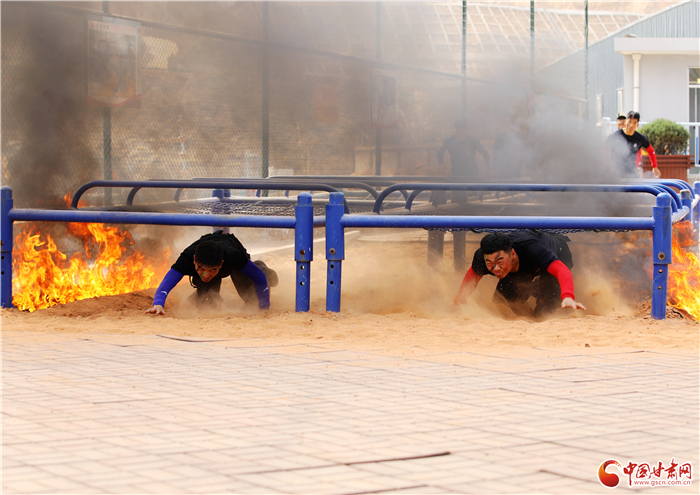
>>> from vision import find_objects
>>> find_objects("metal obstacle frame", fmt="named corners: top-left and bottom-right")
top-left (2, 179), bottom-right (699, 320)
top-left (1, 183), bottom-right (317, 312)
top-left (322, 181), bottom-right (700, 320)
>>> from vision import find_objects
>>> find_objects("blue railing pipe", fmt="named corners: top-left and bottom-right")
top-left (651, 193), bottom-right (672, 320)
top-left (634, 179), bottom-right (694, 198)
top-left (185, 177), bottom-right (387, 201)
top-left (325, 193), bottom-right (345, 312)
top-left (8, 209), bottom-right (296, 229)
top-left (1, 186), bottom-right (319, 312)
top-left (380, 183), bottom-right (678, 214)
top-left (694, 182), bottom-right (700, 238)
top-left (73, 180), bottom-right (349, 213)
top-left (340, 214), bottom-right (653, 232)
top-left (651, 184), bottom-right (682, 211)
top-left (1, 187), bottom-right (14, 308)
top-left (294, 193), bottom-right (313, 312)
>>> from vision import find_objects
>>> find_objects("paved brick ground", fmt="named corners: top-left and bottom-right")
top-left (2, 332), bottom-right (698, 494)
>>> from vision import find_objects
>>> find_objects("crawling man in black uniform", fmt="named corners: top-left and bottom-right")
top-left (455, 231), bottom-right (586, 317)
top-left (146, 230), bottom-right (278, 315)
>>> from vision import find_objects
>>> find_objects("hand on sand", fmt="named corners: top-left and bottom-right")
top-left (146, 305), bottom-right (166, 315)
top-left (561, 297), bottom-right (586, 311)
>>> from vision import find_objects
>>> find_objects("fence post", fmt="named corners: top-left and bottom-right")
top-left (651, 193), bottom-right (672, 320)
top-left (295, 193), bottom-right (313, 312)
top-left (326, 193), bottom-right (345, 312)
top-left (1, 186), bottom-right (14, 308)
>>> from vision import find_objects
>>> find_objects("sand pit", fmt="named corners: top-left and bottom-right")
top-left (3, 230), bottom-right (698, 354)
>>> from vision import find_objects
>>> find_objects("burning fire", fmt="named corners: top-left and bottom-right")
top-left (668, 222), bottom-right (700, 320)
top-left (12, 195), bottom-right (170, 312)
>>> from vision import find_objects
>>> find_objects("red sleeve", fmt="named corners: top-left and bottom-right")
top-left (646, 144), bottom-right (658, 168)
top-left (546, 260), bottom-right (575, 300)
top-left (454, 267), bottom-right (482, 305)
top-left (635, 149), bottom-right (642, 168)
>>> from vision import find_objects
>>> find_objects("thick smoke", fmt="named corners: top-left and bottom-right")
top-left (1, 3), bottom-right (101, 209)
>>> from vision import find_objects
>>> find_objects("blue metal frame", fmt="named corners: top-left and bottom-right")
top-left (1, 187), bottom-right (13, 309)
top-left (72, 179), bottom-right (351, 214)
top-left (694, 182), bottom-right (700, 239)
top-left (651, 194), bottom-right (672, 319)
top-left (325, 191), bottom-right (680, 320)
top-left (5, 176), bottom-right (699, 320)
top-left (377, 183), bottom-right (685, 214)
top-left (325, 193), bottom-right (345, 312)
top-left (294, 193), bottom-right (313, 312)
top-left (0, 186), bottom-right (313, 313)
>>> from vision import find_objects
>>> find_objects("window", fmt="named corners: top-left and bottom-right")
top-left (689, 68), bottom-right (700, 87)
top-left (596, 94), bottom-right (603, 122)
top-left (617, 89), bottom-right (624, 116)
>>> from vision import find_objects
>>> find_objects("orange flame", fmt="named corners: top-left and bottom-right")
top-left (11, 194), bottom-right (170, 312)
top-left (668, 222), bottom-right (700, 320)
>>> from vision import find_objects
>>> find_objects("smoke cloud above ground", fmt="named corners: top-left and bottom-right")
top-left (2, 3), bottom-right (101, 209)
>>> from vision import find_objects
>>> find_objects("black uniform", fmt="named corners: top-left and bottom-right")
top-left (471, 231), bottom-right (573, 316)
top-left (172, 231), bottom-right (276, 307)
top-left (604, 129), bottom-right (650, 176)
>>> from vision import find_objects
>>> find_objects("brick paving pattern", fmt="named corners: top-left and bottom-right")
top-left (2, 332), bottom-right (698, 494)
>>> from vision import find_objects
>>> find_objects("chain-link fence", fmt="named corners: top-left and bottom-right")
top-left (2, 1), bottom-right (597, 209)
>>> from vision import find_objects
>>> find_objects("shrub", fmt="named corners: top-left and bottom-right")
top-left (639, 118), bottom-right (690, 155)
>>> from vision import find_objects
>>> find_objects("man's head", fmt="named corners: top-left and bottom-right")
top-left (481, 233), bottom-right (516, 279)
top-left (624, 111), bottom-right (640, 135)
top-left (454, 119), bottom-right (467, 140)
top-left (616, 115), bottom-right (626, 130)
top-left (193, 241), bottom-right (224, 282)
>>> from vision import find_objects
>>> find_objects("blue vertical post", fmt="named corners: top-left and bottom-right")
top-left (694, 182), bottom-right (700, 243)
top-left (1, 187), bottom-right (14, 308)
top-left (295, 193), bottom-right (313, 312)
top-left (651, 193), bottom-right (672, 320)
top-left (325, 193), bottom-right (345, 312)
top-left (211, 189), bottom-right (229, 234)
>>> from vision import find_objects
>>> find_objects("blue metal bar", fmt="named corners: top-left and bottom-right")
top-left (694, 182), bottom-right (700, 242)
top-left (630, 179), bottom-right (695, 200)
top-left (651, 194), bottom-right (672, 320)
top-left (341, 214), bottom-right (653, 231)
top-left (680, 190), bottom-right (693, 220)
top-left (188, 177), bottom-right (383, 200)
top-left (386, 183), bottom-right (674, 214)
top-left (1, 187), bottom-right (14, 308)
top-left (295, 193), bottom-right (313, 312)
top-left (269, 175), bottom-right (456, 183)
top-left (325, 193), bottom-right (345, 312)
top-left (73, 180), bottom-right (349, 213)
top-left (650, 184), bottom-right (681, 212)
top-left (8, 209), bottom-right (296, 229)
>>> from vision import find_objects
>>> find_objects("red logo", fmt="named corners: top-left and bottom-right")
top-left (598, 458), bottom-right (693, 488)
top-left (599, 459), bottom-right (622, 488)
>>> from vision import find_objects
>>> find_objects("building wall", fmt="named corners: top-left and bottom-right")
top-left (540, 0), bottom-right (700, 122)
top-left (622, 53), bottom-right (697, 122)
